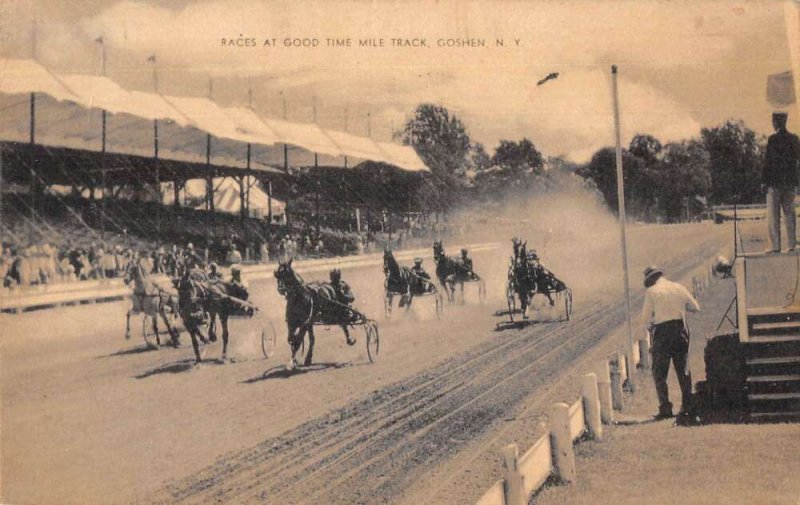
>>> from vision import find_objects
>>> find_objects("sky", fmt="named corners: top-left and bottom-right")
top-left (1, 0), bottom-right (797, 163)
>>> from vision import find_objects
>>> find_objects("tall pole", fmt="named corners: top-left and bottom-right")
top-left (281, 91), bottom-right (289, 172)
top-left (97, 36), bottom-right (107, 240)
top-left (343, 107), bottom-right (349, 168)
top-left (149, 55), bottom-right (162, 237)
top-left (612, 65), bottom-right (635, 389)
top-left (29, 92), bottom-right (36, 244)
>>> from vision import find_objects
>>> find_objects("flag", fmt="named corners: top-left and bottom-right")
top-left (147, 54), bottom-right (156, 63)
top-left (767, 70), bottom-right (796, 107)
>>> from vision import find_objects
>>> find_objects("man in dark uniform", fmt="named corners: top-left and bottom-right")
top-left (763, 111), bottom-right (800, 253)
top-left (410, 257), bottom-right (432, 294)
top-left (330, 269), bottom-right (355, 305)
top-left (460, 248), bottom-right (475, 279)
top-left (329, 268), bottom-right (357, 345)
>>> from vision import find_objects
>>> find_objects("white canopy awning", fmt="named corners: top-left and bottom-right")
top-left (0, 59), bottom-right (77, 102)
top-left (376, 141), bottom-right (428, 172)
top-left (325, 130), bottom-right (386, 163)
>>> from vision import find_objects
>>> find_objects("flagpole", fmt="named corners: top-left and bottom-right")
top-left (97, 35), bottom-right (108, 240)
top-left (612, 65), bottom-right (636, 389)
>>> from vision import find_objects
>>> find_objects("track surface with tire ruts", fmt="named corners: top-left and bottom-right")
top-left (1, 223), bottom-right (730, 505)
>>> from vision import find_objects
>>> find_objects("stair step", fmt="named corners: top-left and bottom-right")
top-left (746, 356), bottom-right (800, 365)
top-left (747, 374), bottom-right (800, 382)
top-left (749, 411), bottom-right (800, 419)
top-left (748, 392), bottom-right (800, 400)
top-left (745, 334), bottom-right (800, 343)
top-left (751, 320), bottom-right (800, 332)
top-left (748, 306), bottom-right (800, 317)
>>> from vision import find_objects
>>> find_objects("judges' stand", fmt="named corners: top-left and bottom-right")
top-left (734, 248), bottom-right (800, 420)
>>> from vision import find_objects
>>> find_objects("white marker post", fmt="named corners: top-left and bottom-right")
top-left (611, 65), bottom-right (636, 391)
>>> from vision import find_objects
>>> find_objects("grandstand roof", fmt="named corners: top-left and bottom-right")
top-left (0, 58), bottom-right (428, 173)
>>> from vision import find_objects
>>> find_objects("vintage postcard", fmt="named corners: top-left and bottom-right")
top-left (1, 1), bottom-right (799, 504)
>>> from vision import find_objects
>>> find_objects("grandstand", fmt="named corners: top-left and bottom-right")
top-left (0, 58), bottom-right (431, 277)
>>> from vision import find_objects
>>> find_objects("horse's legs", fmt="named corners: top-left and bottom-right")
top-left (288, 325), bottom-right (307, 369)
top-left (208, 310), bottom-right (218, 342)
top-left (305, 326), bottom-right (316, 366)
top-left (152, 312), bottom-right (161, 346)
top-left (125, 307), bottom-right (132, 339)
top-left (521, 292), bottom-right (530, 320)
top-left (188, 325), bottom-right (202, 364)
top-left (160, 305), bottom-right (179, 347)
top-left (220, 314), bottom-right (230, 362)
top-left (459, 281), bottom-right (465, 305)
top-left (386, 292), bottom-right (393, 316)
top-left (343, 324), bottom-right (356, 346)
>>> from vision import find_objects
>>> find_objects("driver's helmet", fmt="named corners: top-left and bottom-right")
top-left (231, 265), bottom-right (241, 274)
top-left (414, 257), bottom-right (423, 265)
top-left (461, 248), bottom-right (468, 256)
top-left (208, 262), bottom-right (218, 273)
top-left (330, 268), bottom-right (342, 282)
top-left (527, 250), bottom-right (539, 261)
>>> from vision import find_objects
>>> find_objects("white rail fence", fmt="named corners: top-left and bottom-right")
top-left (0, 242), bottom-right (500, 312)
top-left (474, 259), bottom-right (715, 505)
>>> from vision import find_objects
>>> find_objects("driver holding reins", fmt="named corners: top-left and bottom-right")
top-left (411, 257), bottom-right (432, 294)
top-left (330, 269), bottom-right (355, 305)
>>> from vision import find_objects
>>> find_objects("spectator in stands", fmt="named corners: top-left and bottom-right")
top-left (3, 249), bottom-right (21, 288)
top-left (227, 244), bottom-right (242, 265)
top-left (763, 111), bottom-right (800, 253)
top-left (152, 247), bottom-right (167, 274)
top-left (315, 238), bottom-right (325, 256)
top-left (114, 246), bottom-right (126, 277)
top-left (260, 241), bottom-right (269, 264)
top-left (641, 265), bottom-right (700, 424)
top-left (93, 248), bottom-right (107, 279)
top-left (99, 247), bottom-right (117, 278)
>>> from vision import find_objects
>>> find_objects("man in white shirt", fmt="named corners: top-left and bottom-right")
top-left (641, 265), bottom-right (701, 420)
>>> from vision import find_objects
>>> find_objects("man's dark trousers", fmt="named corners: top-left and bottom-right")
top-left (651, 319), bottom-right (693, 416)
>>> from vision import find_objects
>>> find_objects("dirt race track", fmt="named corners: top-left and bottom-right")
top-left (2, 223), bottom-right (730, 505)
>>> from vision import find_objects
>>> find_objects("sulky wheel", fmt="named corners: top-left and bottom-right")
top-left (366, 321), bottom-right (380, 363)
top-left (142, 315), bottom-right (159, 349)
top-left (261, 321), bottom-right (278, 359)
top-left (478, 279), bottom-right (487, 304)
top-left (564, 288), bottom-right (573, 321)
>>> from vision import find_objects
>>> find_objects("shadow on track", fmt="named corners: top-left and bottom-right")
top-left (243, 362), bottom-right (355, 383)
top-left (135, 358), bottom-right (201, 378)
top-left (99, 345), bottom-right (163, 358)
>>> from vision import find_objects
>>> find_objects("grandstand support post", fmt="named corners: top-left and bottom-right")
top-left (611, 65), bottom-right (636, 392)
top-left (267, 179), bottom-right (273, 227)
top-left (101, 108), bottom-right (107, 239)
top-left (28, 91), bottom-right (36, 244)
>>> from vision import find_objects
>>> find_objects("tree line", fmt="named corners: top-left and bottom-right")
top-left (400, 103), bottom-right (767, 223)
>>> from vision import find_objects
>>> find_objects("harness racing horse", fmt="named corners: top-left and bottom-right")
top-left (176, 268), bottom-right (250, 364)
top-left (432, 241), bottom-right (475, 303)
top-left (383, 249), bottom-right (413, 315)
top-left (508, 242), bottom-right (561, 320)
top-left (124, 258), bottom-right (180, 348)
top-left (274, 258), bottom-right (357, 370)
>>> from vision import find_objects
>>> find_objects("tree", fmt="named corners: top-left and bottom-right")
top-left (576, 146), bottom-right (646, 216)
top-left (403, 104), bottom-right (472, 211)
top-left (628, 134), bottom-right (663, 164)
top-left (472, 138), bottom-right (545, 199)
top-left (656, 140), bottom-right (711, 222)
top-left (700, 120), bottom-right (764, 205)
top-left (469, 142), bottom-right (492, 173)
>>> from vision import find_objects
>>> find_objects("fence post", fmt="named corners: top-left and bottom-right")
top-left (610, 360), bottom-right (624, 411)
top-left (598, 361), bottom-right (614, 424)
top-left (581, 373), bottom-right (603, 441)
top-left (640, 331), bottom-right (651, 370)
top-left (549, 402), bottom-right (577, 484)
top-left (501, 444), bottom-right (526, 505)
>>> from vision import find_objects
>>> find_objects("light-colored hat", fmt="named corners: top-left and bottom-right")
top-left (414, 257), bottom-right (423, 264)
top-left (643, 265), bottom-right (663, 283)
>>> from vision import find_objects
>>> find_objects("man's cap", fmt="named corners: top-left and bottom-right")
top-left (643, 265), bottom-right (663, 282)
top-left (414, 257), bottom-right (423, 264)
top-left (461, 248), bottom-right (468, 254)
top-left (527, 250), bottom-right (539, 260)
top-left (231, 265), bottom-right (241, 273)
top-left (773, 111), bottom-right (789, 120)
top-left (187, 242), bottom-right (194, 249)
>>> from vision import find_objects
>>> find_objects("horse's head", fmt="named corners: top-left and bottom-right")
top-left (274, 258), bottom-right (302, 296)
top-left (383, 248), bottom-right (398, 276)
top-left (432, 241), bottom-right (444, 262)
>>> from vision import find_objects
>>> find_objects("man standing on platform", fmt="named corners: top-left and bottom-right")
top-left (641, 266), bottom-right (700, 423)
top-left (763, 111), bottom-right (800, 253)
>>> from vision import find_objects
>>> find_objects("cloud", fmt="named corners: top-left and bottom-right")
top-left (2, 0), bottom-right (790, 161)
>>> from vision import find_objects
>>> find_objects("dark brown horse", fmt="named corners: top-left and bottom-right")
top-left (176, 268), bottom-right (250, 364)
top-left (274, 259), bottom-right (356, 370)
top-left (433, 241), bottom-right (476, 303)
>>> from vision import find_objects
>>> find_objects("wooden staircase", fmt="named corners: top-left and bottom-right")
top-left (743, 306), bottom-right (800, 420)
